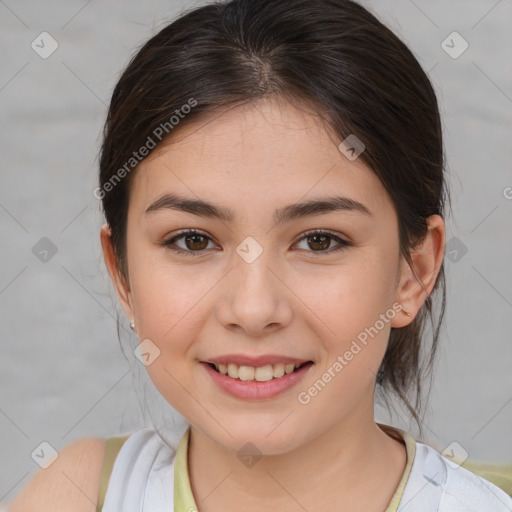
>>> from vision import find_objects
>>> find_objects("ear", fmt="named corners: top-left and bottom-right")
top-left (391, 214), bottom-right (445, 328)
top-left (100, 223), bottom-right (135, 324)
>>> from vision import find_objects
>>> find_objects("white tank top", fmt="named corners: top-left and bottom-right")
top-left (101, 424), bottom-right (512, 511)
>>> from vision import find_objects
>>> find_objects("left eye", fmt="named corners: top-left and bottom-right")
top-left (294, 230), bottom-right (351, 255)
top-left (163, 229), bottom-right (351, 256)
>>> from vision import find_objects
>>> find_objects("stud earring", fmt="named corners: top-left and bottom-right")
top-left (402, 309), bottom-right (412, 317)
top-left (129, 320), bottom-right (135, 331)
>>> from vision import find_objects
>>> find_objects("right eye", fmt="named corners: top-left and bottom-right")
top-left (162, 229), bottom-right (217, 256)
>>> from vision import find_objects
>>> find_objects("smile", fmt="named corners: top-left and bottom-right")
top-left (208, 361), bottom-right (311, 381)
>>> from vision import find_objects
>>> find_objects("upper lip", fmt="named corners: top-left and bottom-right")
top-left (203, 354), bottom-right (312, 367)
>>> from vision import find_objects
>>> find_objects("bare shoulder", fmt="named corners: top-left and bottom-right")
top-left (7, 437), bottom-right (106, 512)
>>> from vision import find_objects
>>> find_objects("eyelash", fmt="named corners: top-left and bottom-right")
top-left (162, 228), bottom-right (352, 257)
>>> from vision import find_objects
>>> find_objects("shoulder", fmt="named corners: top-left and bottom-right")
top-left (8, 437), bottom-right (106, 512)
top-left (410, 442), bottom-right (512, 512)
top-left (441, 456), bottom-right (512, 511)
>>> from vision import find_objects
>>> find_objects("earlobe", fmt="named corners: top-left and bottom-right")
top-left (100, 223), bottom-right (134, 321)
top-left (391, 214), bottom-right (445, 328)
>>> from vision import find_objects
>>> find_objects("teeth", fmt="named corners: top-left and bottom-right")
top-left (213, 362), bottom-right (307, 381)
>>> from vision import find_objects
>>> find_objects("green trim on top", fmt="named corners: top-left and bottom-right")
top-left (96, 434), bottom-right (130, 512)
top-left (174, 426), bottom-right (196, 511)
top-left (380, 424), bottom-right (417, 512)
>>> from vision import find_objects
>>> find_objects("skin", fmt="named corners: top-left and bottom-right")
top-left (8, 437), bottom-right (105, 512)
top-left (101, 96), bottom-right (445, 512)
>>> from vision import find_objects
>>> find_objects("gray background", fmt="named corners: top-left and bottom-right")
top-left (1, 0), bottom-right (511, 504)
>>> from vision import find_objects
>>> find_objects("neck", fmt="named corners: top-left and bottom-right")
top-left (187, 400), bottom-right (407, 512)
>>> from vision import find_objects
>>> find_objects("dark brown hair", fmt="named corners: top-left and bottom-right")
top-left (99, 0), bottom-right (450, 431)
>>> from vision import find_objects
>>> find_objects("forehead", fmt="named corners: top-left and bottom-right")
top-left (130, 97), bottom-right (394, 221)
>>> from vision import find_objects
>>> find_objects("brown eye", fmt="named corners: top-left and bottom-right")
top-left (307, 233), bottom-right (331, 251)
top-left (163, 229), bottom-right (351, 257)
top-left (295, 230), bottom-right (351, 255)
top-left (163, 229), bottom-right (214, 256)
top-left (183, 233), bottom-right (208, 250)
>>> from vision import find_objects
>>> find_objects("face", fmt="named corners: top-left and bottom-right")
top-left (105, 96), bottom-right (414, 454)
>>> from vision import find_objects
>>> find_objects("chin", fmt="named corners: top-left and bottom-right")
top-left (204, 421), bottom-right (310, 458)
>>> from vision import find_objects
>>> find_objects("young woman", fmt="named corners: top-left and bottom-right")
top-left (9, 0), bottom-right (512, 511)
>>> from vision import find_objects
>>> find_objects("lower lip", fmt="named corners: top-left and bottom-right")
top-left (202, 362), bottom-right (314, 400)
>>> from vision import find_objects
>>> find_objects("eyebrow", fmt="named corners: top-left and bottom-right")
top-left (145, 193), bottom-right (372, 224)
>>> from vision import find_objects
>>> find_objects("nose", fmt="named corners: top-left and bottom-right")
top-left (215, 250), bottom-right (293, 337)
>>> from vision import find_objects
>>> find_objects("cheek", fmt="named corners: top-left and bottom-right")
top-left (293, 254), bottom-right (397, 368)
top-left (131, 264), bottom-right (204, 343)
top-left (128, 240), bottom-right (176, 308)
top-left (302, 253), bottom-right (396, 321)
top-left (127, 253), bottom-right (208, 413)
top-left (128, 243), bottom-right (223, 365)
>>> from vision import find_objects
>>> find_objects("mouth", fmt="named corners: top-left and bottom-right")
top-left (205, 361), bottom-right (314, 381)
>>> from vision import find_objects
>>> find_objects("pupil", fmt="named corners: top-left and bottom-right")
top-left (310, 235), bottom-right (329, 250)
top-left (187, 234), bottom-right (206, 250)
